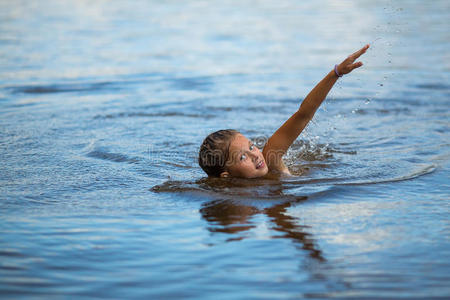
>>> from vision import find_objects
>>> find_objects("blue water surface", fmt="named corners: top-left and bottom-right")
top-left (0, 0), bottom-right (449, 299)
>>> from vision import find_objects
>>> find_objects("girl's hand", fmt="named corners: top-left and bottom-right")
top-left (337, 44), bottom-right (369, 75)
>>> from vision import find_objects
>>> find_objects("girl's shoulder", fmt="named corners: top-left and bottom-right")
top-left (264, 168), bottom-right (292, 179)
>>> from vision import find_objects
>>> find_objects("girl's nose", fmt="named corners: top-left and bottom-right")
top-left (248, 151), bottom-right (258, 162)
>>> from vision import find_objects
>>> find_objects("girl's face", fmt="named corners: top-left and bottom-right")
top-left (224, 134), bottom-right (268, 178)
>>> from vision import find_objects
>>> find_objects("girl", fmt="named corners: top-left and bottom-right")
top-left (199, 44), bottom-right (370, 178)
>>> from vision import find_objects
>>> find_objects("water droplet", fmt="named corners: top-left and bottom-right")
top-left (365, 98), bottom-right (371, 104)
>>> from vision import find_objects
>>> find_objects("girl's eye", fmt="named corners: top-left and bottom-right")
top-left (240, 154), bottom-right (247, 161)
top-left (249, 144), bottom-right (254, 150)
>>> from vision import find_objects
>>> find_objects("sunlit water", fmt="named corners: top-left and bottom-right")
top-left (1, 0), bottom-right (449, 298)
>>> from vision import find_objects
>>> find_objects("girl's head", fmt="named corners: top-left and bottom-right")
top-left (198, 129), bottom-right (268, 178)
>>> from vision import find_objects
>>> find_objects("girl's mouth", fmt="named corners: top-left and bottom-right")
top-left (256, 160), bottom-right (265, 169)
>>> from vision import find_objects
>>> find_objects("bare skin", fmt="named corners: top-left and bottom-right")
top-left (221, 134), bottom-right (269, 178)
top-left (222, 44), bottom-right (370, 178)
top-left (263, 44), bottom-right (370, 175)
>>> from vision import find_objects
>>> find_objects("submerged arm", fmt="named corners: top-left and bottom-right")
top-left (263, 44), bottom-right (369, 173)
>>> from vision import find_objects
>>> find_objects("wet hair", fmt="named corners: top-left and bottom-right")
top-left (198, 129), bottom-right (239, 177)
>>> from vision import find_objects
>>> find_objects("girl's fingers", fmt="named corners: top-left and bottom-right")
top-left (350, 44), bottom-right (370, 59)
top-left (350, 61), bottom-right (363, 70)
top-left (339, 45), bottom-right (368, 74)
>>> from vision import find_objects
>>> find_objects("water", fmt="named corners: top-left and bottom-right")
top-left (1, 0), bottom-right (449, 298)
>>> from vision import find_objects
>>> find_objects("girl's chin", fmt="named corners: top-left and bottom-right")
top-left (256, 167), bottom-right (269, 177)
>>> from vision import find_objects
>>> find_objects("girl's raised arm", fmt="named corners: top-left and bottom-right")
top-left (262, 44), bottom-right (370, 174)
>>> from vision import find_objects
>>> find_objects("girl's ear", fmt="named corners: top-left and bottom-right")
top-left (220, 171), bottom-right (230, 178)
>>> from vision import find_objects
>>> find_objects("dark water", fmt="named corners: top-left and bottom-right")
top-left (1, 0), bottom-right (449, 298)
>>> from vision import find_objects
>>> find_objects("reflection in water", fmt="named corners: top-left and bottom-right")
top-left (265, 201), bottom-right (324, 261)
top-left (200, 200), bottom-right (258, 240)
top-left (200, 197), bottom-right (325, 261)
top-left (153, 177), bottom-right (325, 260)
